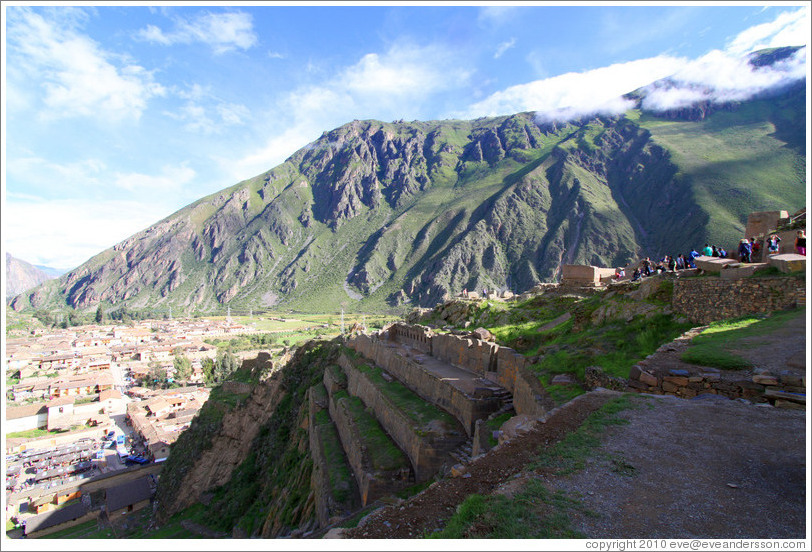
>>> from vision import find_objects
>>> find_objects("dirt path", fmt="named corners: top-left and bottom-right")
top-left (549, 393), bottom-right (806, 538)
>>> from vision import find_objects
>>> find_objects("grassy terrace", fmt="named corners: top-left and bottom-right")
top-left (325, 363), bottom-right (348, 388)
top-left (681, 307), bottom-right (804, 370)
top-left (342, 348), bottom-right (460, 431)
top-left (312, 384), bottom-right (356, 505)
top-left (332, 389), bottom-right (409, 473)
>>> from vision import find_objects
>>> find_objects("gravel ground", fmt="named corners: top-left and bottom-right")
top-left (550, 393), bottom-right (807, 539)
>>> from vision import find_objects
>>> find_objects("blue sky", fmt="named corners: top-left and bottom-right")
top-left (2, 2), bottom-right (810, 270)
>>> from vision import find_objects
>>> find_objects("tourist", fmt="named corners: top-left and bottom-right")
top-left (711, 245), bottom-right (720, 257)
top-left (702, 243), bottom-right (713, 256)
top-left (631, 267), bottom-right (642, 282)
top-left (795, 230), bottom-right (806, 255)
top-left (767, 234), bottom-right (781, 255)
top-left (750, 238), bottom-right (760, 260)
top-left (614, 267), bottom-right (625, 280)
top-left (667, 255), bottom-right (677, 272)
top-left (688, 248), bottom-right (700, 267)
top-left (738, 238), bottom-right (752, 263)
top-left (718, 246), bottom-right (727, 258)
top-left (642, 257), bottom-right (653, 277)
top-left (676, 254), bottom-right (686, 270)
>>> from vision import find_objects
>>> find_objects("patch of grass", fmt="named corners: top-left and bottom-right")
top-left (40, 519), bottom-right (113, 539)
top-left (680, 308), bottom-right (803, 370)
top-left (348, 353), bottom-right (459, 430)
top-left (335, 390), bottom-right (409, 472)
top-left (337, 506), bottom-right (376, 529)
top-left (429, 478), bottom-right (590, 538)
top-left (395, 479), bottom-right (434, 500)
top-left (531, 312), bottom-right (692, 382)
top-left (485, 412), bottom-right (514, 447)
top-left (530, 394), bottom-right (638, 475)
top-left (543, 383), bottom-right (585, 405)
top-left (6, 427), bottom-right (66, 439)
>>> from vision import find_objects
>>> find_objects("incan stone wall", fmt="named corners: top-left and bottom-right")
top-left (387, 323), bottom-right (433, 354)
top-left (627, 365), bottom-right (806, 408)
top-left (307, 385), bottom-right (331, 528)
top-left (307, 384), bottom-right (358, 527)
top-left (432, 333), bottom-right (498, 375)
top-left (347, 335), bottom-right (503, 435)
top-left (672, 276), bottom-right (805, 324)
top-left (323, 365), bottom-right (411, 505)
top-left (337, 353), bottom-right (466, 483)
top-left (353, 324), bottom-right (552, 421)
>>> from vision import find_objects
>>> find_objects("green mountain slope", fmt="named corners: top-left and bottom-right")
top-left (10, 73), bottom-right (806, 315)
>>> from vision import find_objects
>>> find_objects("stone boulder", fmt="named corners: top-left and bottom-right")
top-left (694, 256), bottom-right (738, 273)
top-left (467, 327), bottom-right (495, 342)
top-left (768, 253), bottom-right (806, 274)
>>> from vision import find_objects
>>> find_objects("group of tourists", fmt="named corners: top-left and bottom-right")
top-left (616, 229), bottom-right (806, 284)
top-left (624, 253), bottom-right (692, 282)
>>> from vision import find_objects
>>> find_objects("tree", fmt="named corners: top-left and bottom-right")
top-left (173, 353), bottom-right (192, 381)
top-left (95, 305), bottom-right (104, 324)
top-left (201, 357), bottom-right (215, 385)
top-left (213, 350), bottom-right (241, 383)
top-left (148, 362), bottom-right (167, 389)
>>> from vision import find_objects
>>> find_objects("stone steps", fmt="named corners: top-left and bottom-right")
top-left (448, 439), bottom-right (474, 466)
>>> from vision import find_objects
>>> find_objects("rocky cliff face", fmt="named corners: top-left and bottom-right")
top-left (10, 63), bottom-right (806, 314)
top-left (155, 343), bottom-right (337, 537)
top-left (5, 253), bottom-right (56, 298)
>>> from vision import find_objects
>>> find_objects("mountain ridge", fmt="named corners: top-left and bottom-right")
top-left (5, 253), bottom-right (58, 299)
top-left (9, 48), bottom-right (807, 315)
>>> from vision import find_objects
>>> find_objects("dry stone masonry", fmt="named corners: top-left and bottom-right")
top-left (304, 322), bottom-right (558, 519)
top-left (672, 274), bottom-right (804, 324)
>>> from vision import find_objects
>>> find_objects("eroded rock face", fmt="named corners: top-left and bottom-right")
top-left (162, 376), bottom-right (284, 518)
top-left (12, 77), bottom-right (805, 313)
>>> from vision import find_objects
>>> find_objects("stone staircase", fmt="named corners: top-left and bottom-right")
top-left (448, 439), bottom-right (474, 466)
top-left (489, 387), bottom-right (514, 416)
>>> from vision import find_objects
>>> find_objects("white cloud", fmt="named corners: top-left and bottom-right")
top-left (113, 165), bottom-right (196, 192)
top-left (217, 103), bottom-right (250, 126)
top-left (494, 38), bottom-right (516, 59)
top-left (459, 55), bottom-right (687, 121)
top-left (6, 156), bottom-right (107, 191)
top-left (641, 47), bottom-right (807, 111)
top-left (726, 7), bottom-right (809, 56)
top-left (6, 7), bottom-right (165, 122)
top-left (225, 43), bottom-right (472, 181)
top-left (477, 6), bottom-right (518, 27)
top-left (4, 198), bottom-right (172, 269)
top-left (341, 44), bottom-right (469, 103)
top-left (136, 11), bottom-right (258, 54)
top-left (164, 84), bottom-right (250, 133)
top-left (164, 100), bottom-right (249, 134)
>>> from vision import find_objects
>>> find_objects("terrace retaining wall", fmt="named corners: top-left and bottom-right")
top-left (672, 276), bottom-right (805, 324)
